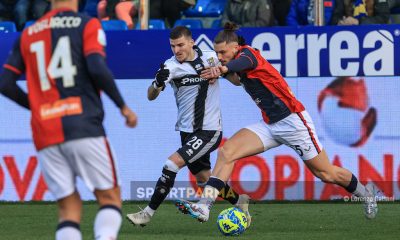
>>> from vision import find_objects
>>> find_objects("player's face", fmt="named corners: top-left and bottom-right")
top-left (214, 42), bottom-right (239, 65)
top-left (170, 36), bottom-right (195, 62)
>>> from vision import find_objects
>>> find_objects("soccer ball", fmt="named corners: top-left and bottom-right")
top-left (318, 77), bottom-right (377, 147)
top-left (217, 207), bottom-right (248, 236)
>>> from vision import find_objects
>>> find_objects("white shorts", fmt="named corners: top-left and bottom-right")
top-left (37, 136), bottom-right (120, 200)
top-left (245, 111), bottom-right (323, 160)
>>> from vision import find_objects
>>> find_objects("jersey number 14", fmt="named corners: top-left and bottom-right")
top-left (30, 36), bottom-right (77, 91)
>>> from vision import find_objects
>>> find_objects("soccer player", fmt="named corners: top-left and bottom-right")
top-left (176, 23), bottom-right (378, 222)
top-left (126, 26), bottom-right (251, 227)
top-left (0, 0), bottom-right (137, 239)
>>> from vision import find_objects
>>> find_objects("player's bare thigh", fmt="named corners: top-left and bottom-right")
top-left (220, 128), bottom-right (266, 161)
top-left (212, 128), bottom-right (265, 181)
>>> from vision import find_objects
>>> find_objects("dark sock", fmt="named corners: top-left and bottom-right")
top-left (148, 168), bottom-right (177, 210)
top-left (219, 183), bottom-right (240, 205)
top-left (344, 174), bottom-right (358, 193)
top-left (207, 176), bottom-right (226, 192)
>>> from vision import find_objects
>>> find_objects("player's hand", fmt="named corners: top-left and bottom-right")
top-left (155, 63), bottom-right (170, 88)
top-left (121, 105), bottom-right (138, 128)
top-left (200, 66), bottom-right (221, 79)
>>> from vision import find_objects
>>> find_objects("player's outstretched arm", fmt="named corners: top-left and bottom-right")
top-left (200, 66), bottom-right (241, 86)
top-left (0, 68), bottom-right (30, 109)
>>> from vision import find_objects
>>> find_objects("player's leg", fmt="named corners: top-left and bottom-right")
top-left (56, 192), bottom-right (83, 240)
top-left (63, 137), bottom-right (123, 239)
top-left (127, 132), bottom-right (188, 225)
top-left (283, 111), bottom-right (378, 219)
top-left (93, 187), bottom-right (122, 240)
top-left (37, 145), bottom-right (82, 240)
top-left (195, 168), bottom-right (252, 227)
top-left (144, 152), bottom-right (184, 215)
top-left (176, 123), bottom-right (281, 222)
top-left (304, 150), bottom-right (378, 219)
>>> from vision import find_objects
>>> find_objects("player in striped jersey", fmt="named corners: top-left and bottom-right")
top-left (176, 22), bottom-right (378, 222)
top-left (126, 26), bottom-right (251, 227)
top-left (0, 0), bottom-right (137, 239)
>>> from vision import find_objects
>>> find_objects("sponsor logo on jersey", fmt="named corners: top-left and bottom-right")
top-left (40, 97), bottom-right (83, 120)
top-left (181, 77), bottom-right (207, 85)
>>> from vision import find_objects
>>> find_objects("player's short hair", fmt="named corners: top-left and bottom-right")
top-left (214, 22), bottom-right (246, 46)
top-left (170, 26), bottom-right (192, 40)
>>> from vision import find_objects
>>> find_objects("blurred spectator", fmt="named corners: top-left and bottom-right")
top-left (286, 0), bottom-right (335, 26)
top-left (80, 0), bottom-right (99, 17)
top-left (272, 0), bottom-right (292, 26)
top-left (331, 0), bottom-right (390, 25)
top-left (31, 0), bottom-right (50, 20)
top-left (221, 0), bottom-right (275, 27)
top-left (150, 0), bottom-right (196, 27)
top-left (0, 0), bottom-right (30, 30)
top-left (97, 0), bottom-right (138, 29)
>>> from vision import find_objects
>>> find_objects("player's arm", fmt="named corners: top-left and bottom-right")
top-left (84, 18), bottom-right (137, 127)
top-left (220, 48), bottom-right (257, 75)
top-left (0, 37), bottom-right (29, 109)
top-left (147, 63), bottom-right (169, 101)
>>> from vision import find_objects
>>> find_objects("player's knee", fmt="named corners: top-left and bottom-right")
top-left (163, 159), bottom-right (180, 173)
top-left (96, 188), bottom-right (121, 207)
top-left (218, 145), bottom-right (235, 163)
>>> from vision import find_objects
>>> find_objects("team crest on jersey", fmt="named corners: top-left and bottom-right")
top-left (207, 57), bottom-right (216, 67)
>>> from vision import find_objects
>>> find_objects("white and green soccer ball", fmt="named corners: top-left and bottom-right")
top-left (217, 207), bottom-right (248, 236)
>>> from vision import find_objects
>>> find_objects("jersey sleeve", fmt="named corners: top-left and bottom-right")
top-left (83, 18), bottom-right (106, 57)
top-left (3, 36), bottom-right (25, 75)
top-left (227, 48), bottom-right (258, 72)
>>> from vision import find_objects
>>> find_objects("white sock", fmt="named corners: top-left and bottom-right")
top-left (144, 206), bottom-right (155, 216)
top-left (199, 185), bottom-right (220, 207)
top-left (94, 205), bottom-right (122, 240)
top-left (56, 221), bottom-right (82, 240)
top-left (353, 181), bottom-right (368, 197)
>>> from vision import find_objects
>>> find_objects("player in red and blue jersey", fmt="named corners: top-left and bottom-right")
top-left (176, 22), bottom-right (379, 223)
top-left (0, 0), bottom-right (137, 239)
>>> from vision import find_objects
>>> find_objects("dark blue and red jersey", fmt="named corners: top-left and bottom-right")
top-left (2, 8), bottom-right (125, 150)
top-left (228, 45), bottom-right (305, 124)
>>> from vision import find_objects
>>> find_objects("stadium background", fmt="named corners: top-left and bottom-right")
top-left (0, 25), bottom-right (399, 201)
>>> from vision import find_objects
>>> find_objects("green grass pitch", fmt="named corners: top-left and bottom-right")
top-left (0, 201), bottom-right (399, 239)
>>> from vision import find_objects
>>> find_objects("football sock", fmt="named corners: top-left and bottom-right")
top-left (144, 206), bottom-right (155, 216)
top-left (56, 221), bottom-right (81, 240)
top-left (199, 176), bottom-right (225, 206)
top-left (345, 174), bottom-right (367, 197)
top-left (94, 205), bottom-right (122, 240)
top-left (148, 168), bottom-right (177, 211)
top-left (219, 183), bottom-right (240, 205)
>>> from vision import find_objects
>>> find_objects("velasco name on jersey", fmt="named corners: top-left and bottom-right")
top-left (28, 16), bottom-right (82, 35)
